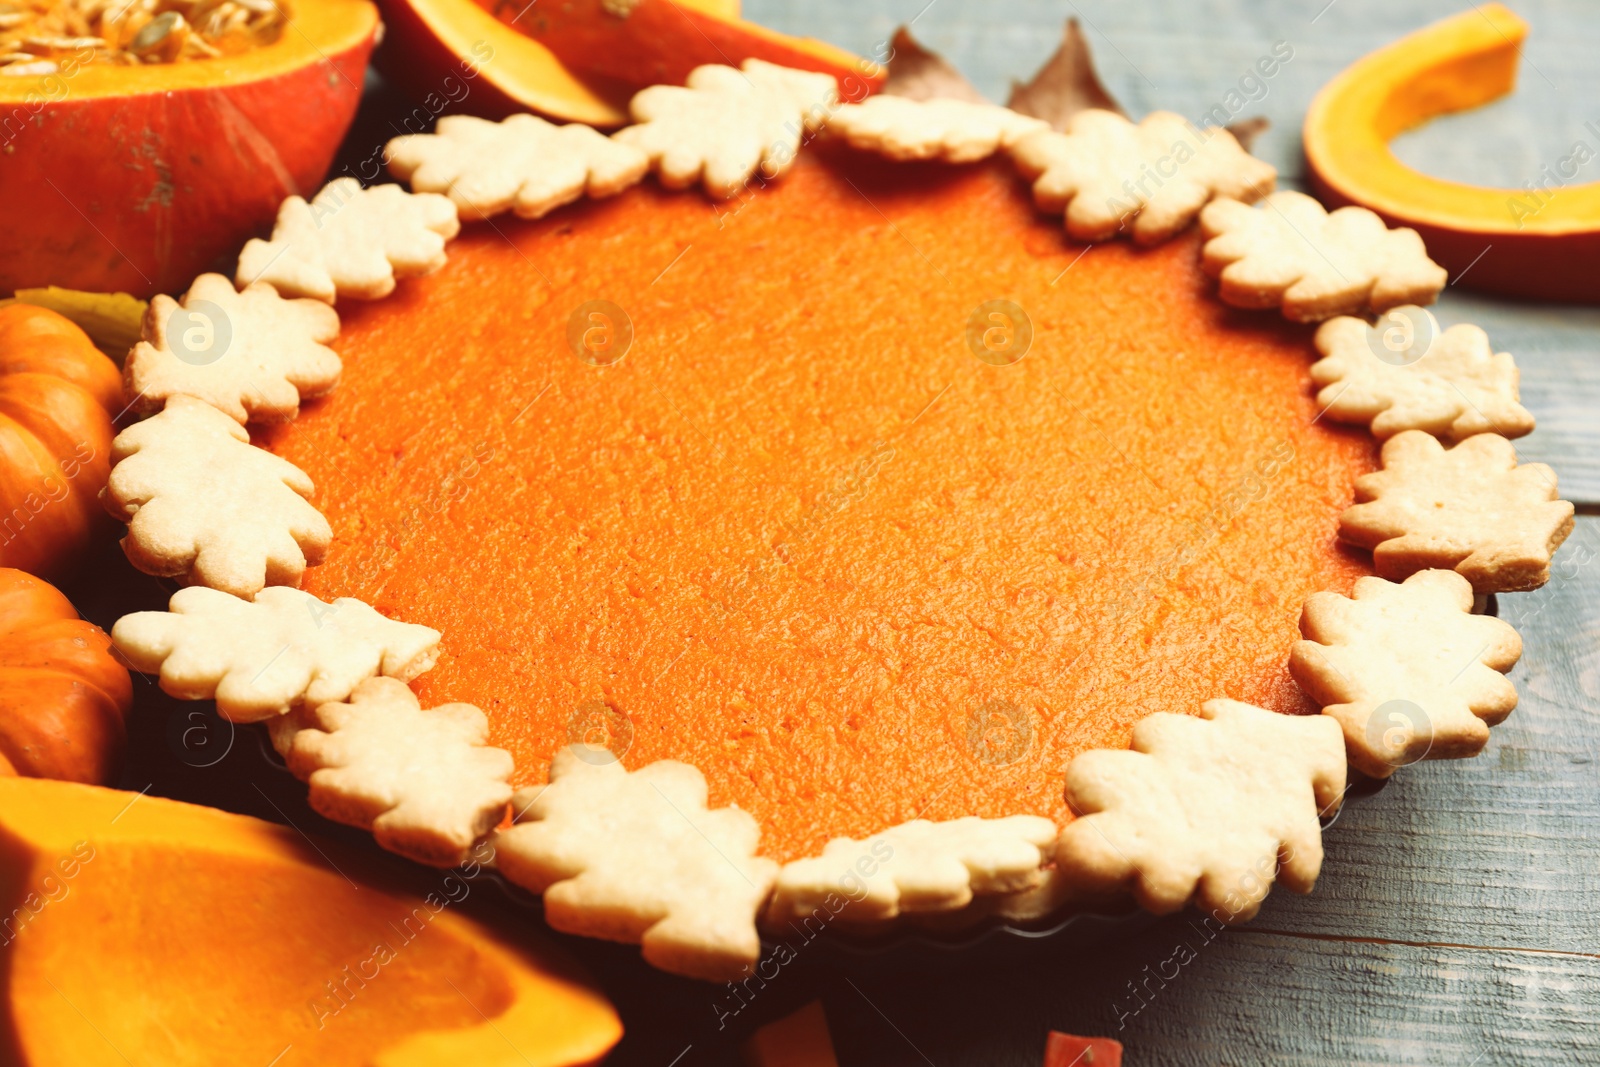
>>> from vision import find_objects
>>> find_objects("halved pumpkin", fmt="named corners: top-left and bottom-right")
top-left (1304, 3), bottom-right (1600, 303)
top-left (0, 778), bottom-right (622, 1066)
top-left (375, 0), bottom-right (880, 127)
top-left (0, 0), bottom-right (379, 299)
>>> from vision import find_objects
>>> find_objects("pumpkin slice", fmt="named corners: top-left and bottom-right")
top-left (0, 0), bottom-right (378, 298)
top-left (0, 777), bottom-right (622, 1067)
top-left (492, 0), bottom-right (883, 99)
top-left (1304, 3), bottom-right (1600, 302)
top-left (377, 0), bottom-right (878, 127)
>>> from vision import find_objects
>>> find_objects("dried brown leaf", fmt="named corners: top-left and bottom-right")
top-left (880, 25), bottom-right (987, 104)
top-left (1006, 18), bottom-right (1124, 128)
top-left (1225, 115), bottom-right (1270, 152)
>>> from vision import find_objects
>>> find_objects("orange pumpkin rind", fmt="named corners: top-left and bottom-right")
top-left (0, 0), bottom-right (379, 299)
top-left (97, 36), bottom-right (1573, 978)
top-left (0, 777), bottom-right (624, 1065)
top-left (0, 304), bottom-right (121, 581)
top-left (0, 568), bottom-right (130, 785)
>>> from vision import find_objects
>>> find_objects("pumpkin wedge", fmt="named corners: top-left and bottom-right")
top-left (1304, 3), bottom-right (1600, 303)
top-left (376, 0), bottom-right (879, 127)
top-left (0, 0), bottom-right (378, 299)
top-left (0, 778), bottom-right (623, 1067)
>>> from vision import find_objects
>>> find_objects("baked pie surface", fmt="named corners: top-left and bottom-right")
top-left (261, 148), bottom-right (1376, 863)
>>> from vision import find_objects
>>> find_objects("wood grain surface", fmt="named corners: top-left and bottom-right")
top-left (72, 2), bottom-right (1599, 1065)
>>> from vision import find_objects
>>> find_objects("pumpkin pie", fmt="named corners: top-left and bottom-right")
top-left (104, 26), bottom-right (1572, 981)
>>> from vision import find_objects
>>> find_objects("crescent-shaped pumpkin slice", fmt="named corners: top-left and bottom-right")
top-left (1304, 3), bottom-right (1600, 303)
top-left (0, 778), bottom-right (622, 1067)
top-left (376, 0), bottom-right (881, 127)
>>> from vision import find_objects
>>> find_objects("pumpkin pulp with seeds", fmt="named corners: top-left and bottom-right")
top-left (261, 148), bottom-right (1377, 864)
top-left (0, 0), bottom-right (286, 72)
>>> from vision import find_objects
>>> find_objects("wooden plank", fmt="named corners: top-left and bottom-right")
top-left (1262, 516), bottom-right (1600, 952)
top-left (820, 924), bottom-right (1600, 1066)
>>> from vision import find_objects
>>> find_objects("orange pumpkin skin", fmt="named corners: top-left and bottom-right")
top-left (0, 568), bottom-right (131, 785)
top-left (0, 0), bottom-right (378, 299)
top-left (0, 305), bottom-right (120, 581)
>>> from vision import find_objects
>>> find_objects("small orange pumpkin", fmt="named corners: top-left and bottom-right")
top-left (0, 303), bottom-right (122, 581)
top-left (0, 567), bottom-right (131, 784)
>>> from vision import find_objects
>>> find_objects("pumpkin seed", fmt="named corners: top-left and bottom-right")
top-left (127, 8), bottom-right (183, 59)
top-left (22, 33), bottom-right (104, 49)
top-left (0, 58), bottom-right (57, 74)
top-left (0, 0), bottom-right (284, 65)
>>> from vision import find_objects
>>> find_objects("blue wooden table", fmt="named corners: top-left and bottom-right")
top-left (93, 2), bottom-right (1599, 1064)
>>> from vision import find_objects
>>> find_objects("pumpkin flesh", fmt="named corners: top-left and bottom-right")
top-left (0, 778), bottom-right (624, 1066)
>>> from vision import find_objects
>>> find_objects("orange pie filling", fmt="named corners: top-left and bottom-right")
top-left (260, 148), bottom-right (1376, 865)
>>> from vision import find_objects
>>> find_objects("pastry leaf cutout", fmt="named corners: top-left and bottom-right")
top-left (1056, 699), bottom-right (1346, 921)
top-left (1339, 431), bottom-right (1574, 593)
top-left (1290, 570), bottom-right (1521, 778)
top-left (1312, 307), bottom-right (1534, 441)
top-left (615, 59), bottom-right (838, 198)
top-left (494, 748), bottom-right (779, 981)
top-left (387, 114), bottom-right (650, 222)
top-left (287, 677), bottom-right (513, 867)
top-left (112, 585), bottom-right (440, 723)
top-left (103, 396), bottom-right (332, 597)
top-left (125, 273), bottom-right (341, 425)
top-left (236, 178), bottom-right (460, 304)
top-left (1011, 110), bottom-right (1275, 244)
top-left (768, 815), bottom-right (1057, 923)
top-left (1200, 190), bottom-right (1448, 321)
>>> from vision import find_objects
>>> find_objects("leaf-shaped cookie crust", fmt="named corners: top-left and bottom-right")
top-left (1339, 431), bottom-right (1574, 593)
top-left (1290, 570), bottom-right (1521, 778)
top-left (112, 585), bottom-right (439, 722)
top-left (103, 396), bottom-right (332, 597)
top-left (493, 748), bottom-right (778, 981)
top-left (1056, 699), bottom-right (1346, 921)
top-left (287, 677), bottom-right (513, 867)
